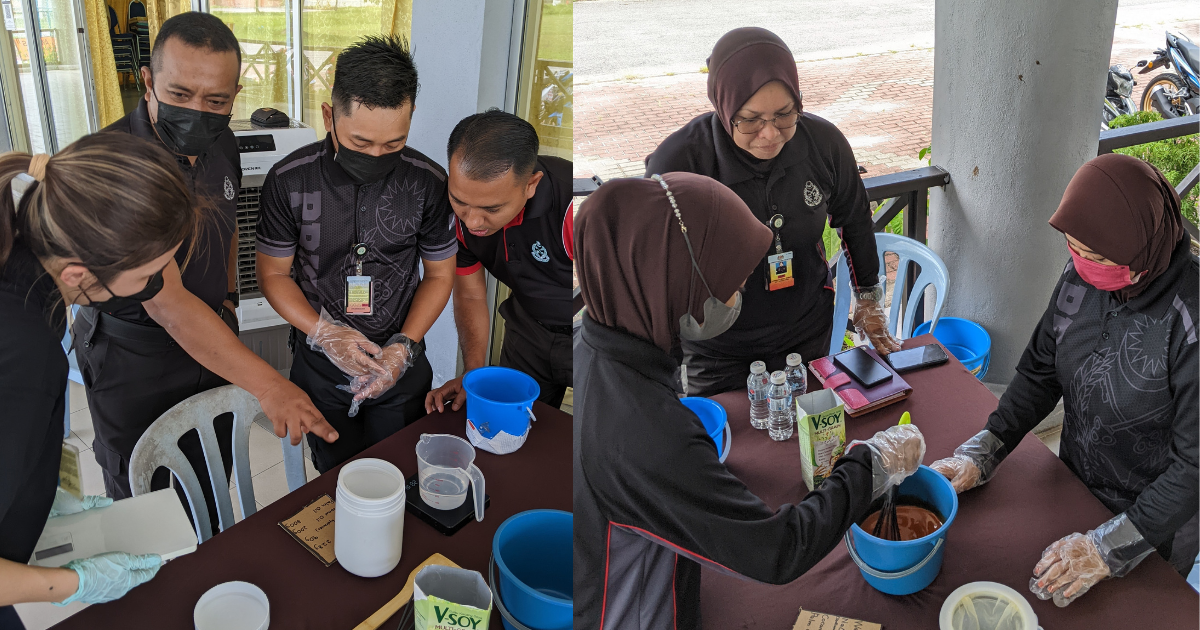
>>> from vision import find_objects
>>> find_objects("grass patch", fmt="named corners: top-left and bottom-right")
top-left (1110, 111), bottom-right (1199, 226)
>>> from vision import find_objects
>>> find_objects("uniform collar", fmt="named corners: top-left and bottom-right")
top-left (710, 111), bottom-right (811, 187)
top-left (504, 207), bottom-right (526, 229)
top-left (519, 158), bottom-right (552, 221)
top-left (580, 315), bottom-right (680, 391)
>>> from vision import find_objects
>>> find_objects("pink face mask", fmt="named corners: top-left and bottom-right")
top-left (1069, 247), bottom-right (1140, 291)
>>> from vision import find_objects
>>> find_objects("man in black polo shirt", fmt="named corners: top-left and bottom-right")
top-left (74, 13), bottom-right (336, 535)
top-left (426, 111), bottom-right (573, 413)
top-left (256, 36), bottom-right (456, 473)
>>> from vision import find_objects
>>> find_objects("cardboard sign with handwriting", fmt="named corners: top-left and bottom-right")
top-left (792, 608), bottom-right (882, 630)
top-left (279, 494), bottom-right (337, 566)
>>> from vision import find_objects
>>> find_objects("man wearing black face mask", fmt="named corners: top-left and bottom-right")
top-left (256, 36), bottom-right (457, 473)
top-left (73, 13), bottom-right (341, 537)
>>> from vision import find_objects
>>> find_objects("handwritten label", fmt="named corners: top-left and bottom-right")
top-left (278, 494), bottom-right (337, 566)
top-left (792, 608), bottom-right (882, 630)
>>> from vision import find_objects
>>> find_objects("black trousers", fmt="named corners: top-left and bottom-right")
top-left (498, 297), bottom-right (573, 409)
top-left (681, 317), bottom-right (833, 397)
top-left (0, 606), bottom-right (23, 630)
top-left (290, 333), bottom-right (433, 474)
top-left (72, 309), bottom-right (234, 538)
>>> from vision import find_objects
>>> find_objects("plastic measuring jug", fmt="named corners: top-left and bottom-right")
top-left (415, 434), bottom-right (486, 522)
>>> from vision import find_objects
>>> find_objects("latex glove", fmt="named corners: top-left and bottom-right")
top-left (852, 298), bottom-right (902, 355)
top-left (426, 375), bottom-right (466, 413)
top-left (48, 486), bottom-right (112, 518)
top-left (338, 334), bottom-right (417, 417)
top-left (306, 308), bottom-right (386, 378)
top-left (850, 424), bottom-right (926, 500)
top-left (930, 455), bottom-right (982, 494)
top-left (931, 429), bottom-right (1008, 493)
top-left (56, 552), bottom-right (162, 606)
top-left (1030, 533), bottom-right (1110, 607)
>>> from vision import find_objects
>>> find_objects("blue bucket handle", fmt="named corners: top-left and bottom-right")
top-left (526, 407), bottom-right (537, 424)
top-left (718, 423), bottom-right (731, 464)
top-left (842, 531), bottom-right (944, 581)
top-left (489, 552), bottom-right (535, 630)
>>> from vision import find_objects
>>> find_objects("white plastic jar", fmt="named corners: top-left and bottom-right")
top-left (335, 458), bottom-right (406, 578)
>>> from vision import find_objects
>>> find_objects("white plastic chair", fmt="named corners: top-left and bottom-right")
top-left (129, 385), bottom-right (308, 543)
top-left (829, 233), bottom-right (949, 356)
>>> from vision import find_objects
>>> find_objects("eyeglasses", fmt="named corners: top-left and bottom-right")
top-left (731, 110), bottom-right (802, 135)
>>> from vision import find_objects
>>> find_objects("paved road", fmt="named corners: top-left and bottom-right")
top-left (575, 0), bottom-right (1198, 82)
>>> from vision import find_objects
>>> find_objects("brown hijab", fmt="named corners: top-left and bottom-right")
top-left (707, 27), bottom-right (803, 139)
top-left (1049, 153), bottom-right (1187, 301)
top-left (576, 173), bottom-right (773, 354)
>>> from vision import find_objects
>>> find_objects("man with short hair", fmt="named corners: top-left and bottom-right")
top-left (256, 36), bottom-right (456, 473)
top-left (426, 110), bottom-right (573, 414)
top-left (75, 12), bottom-right (336, 536)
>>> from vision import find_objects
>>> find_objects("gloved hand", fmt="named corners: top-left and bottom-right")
top-left (852, 295), bottom-right (902, 356)
top-left (931, 429), bottom-right (1008, 493)
top-left (48, 486), bottom-right (112, 518)
top-left (307, 308), bottom-right (386, 378)
top-left (337, 333), bottom-right (417, 417)
top-left (930, 456), bottom-right (982, 493)
top-left (55, 552), bottom-right (162, 606)
top-left (850, 424), bottom-right (926, 500)
top-left (1030, 513), bottom-right (1154, 607)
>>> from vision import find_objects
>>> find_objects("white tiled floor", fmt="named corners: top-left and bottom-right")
top-left (17, 382), bottom-right (318, 630)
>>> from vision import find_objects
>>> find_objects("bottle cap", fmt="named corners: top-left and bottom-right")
top-left (750, 361), bottom-right (766, 374)
top-left (770, 371), bottom-right (786, 384)
top-left (786, 353), bottom-right (803, 367)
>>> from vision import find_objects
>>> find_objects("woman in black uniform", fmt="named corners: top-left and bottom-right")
top-left (932, 155), bottom-right (1198, 606)
top-left (0, 134), bottom-right (194, 627)
top-left (645, 27), bottom-right (900, 396)
top-left (574, 173), bottom-right (925, 628)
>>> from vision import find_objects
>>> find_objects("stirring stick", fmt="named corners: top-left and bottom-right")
top-left (353, 553), bottom-right (460, 630)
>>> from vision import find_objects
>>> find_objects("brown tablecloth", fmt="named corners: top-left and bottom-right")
top-left (701, 335), bottom-right (1198, 629)
top-left (54, 402), bottom-right (572, 629)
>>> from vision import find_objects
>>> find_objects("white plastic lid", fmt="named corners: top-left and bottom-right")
top-left (770, 371), bottom-right (786, 384)
top-left (786, 353), bottom-right (803, 366)
top-left (939, 582), bottom-right (1039, 630)
top-left (194, 581), bottom-right (270, 630)
top-left (750, 361), bottom-right (766, 374)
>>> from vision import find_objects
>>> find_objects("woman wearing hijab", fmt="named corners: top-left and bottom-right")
top-left (932, 154), bottom-right (1198, 607)
top-left (645, 27), bottom-right (900, 396)
top-left (574, 173), bottom-right (926, 629)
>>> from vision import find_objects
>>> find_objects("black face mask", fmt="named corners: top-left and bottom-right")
top-left (76, 267), bottom-right (167, 313)
top-left (150, 88), bottom-right (231, 157)
top-left (332, 117), bottom-right (403, 185)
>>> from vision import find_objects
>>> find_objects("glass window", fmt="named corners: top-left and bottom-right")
top-left (211, 0), bottom-right (294, 120)
top-left (516, 0), bottom-right (571, 159)
top-left (5, 0), bottom-right (92, 152)
top-left (301, 0), bottom-right (385, 138)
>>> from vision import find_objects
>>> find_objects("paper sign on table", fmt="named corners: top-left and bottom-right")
top-left (792, 607), bottom-right (882, 630)
top-left (59, 443), bottom-right (84, 499)
top-left (279, 494), bottom-right (337, 566)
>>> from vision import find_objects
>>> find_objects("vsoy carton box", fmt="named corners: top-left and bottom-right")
top-left (794, 388), bottom-right (847, 491)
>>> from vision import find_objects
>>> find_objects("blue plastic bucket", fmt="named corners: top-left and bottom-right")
top-left (914, 317), bottom-right (991, 379)
top-left (680, 397), bottom-right (732, 463)
top-left (844, 466), bottom-right (958, 596)
top-left (491, 510), bottom-right (572, 630)
top-left (463, 367), bottom-right (540, 439)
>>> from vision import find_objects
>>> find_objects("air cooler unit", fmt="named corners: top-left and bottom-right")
top-left (231, 119), bottom-right (317, 374)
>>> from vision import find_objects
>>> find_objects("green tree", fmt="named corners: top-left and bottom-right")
top-left (1109, 111), bottom-right (1199, 227)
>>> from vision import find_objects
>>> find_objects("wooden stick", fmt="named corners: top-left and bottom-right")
top-left (353, 553), bottom-right (461, 630)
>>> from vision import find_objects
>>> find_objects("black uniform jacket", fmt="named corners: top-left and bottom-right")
top-left (573, 315), bottom-right (877, 629)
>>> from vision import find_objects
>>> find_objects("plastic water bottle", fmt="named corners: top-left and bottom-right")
top-left (747, 361), bottom-right (770, 430)
top-left (785, 353), bottom-right (808, 403)
top-left (767, 371), bottom-right (794, 442)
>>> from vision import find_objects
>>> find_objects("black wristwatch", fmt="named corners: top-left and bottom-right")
top-left (226, 291), bottom-right (240, 308)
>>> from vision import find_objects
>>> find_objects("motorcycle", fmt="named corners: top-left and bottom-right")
top-left (1136, 31), bottom-right (1199, 118)
top-left (1102, 64), bottom-right (1138, 130)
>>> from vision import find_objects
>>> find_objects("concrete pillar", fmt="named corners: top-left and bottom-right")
top-left (928, 0), bottom-right (1118, 383)
top-left (407, 0), bottom-right (515, 386)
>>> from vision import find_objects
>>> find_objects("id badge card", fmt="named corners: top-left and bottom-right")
top-left (767, 251), bottom-right (795, 291)
top-left (346, 275), bottom-right (373, 315)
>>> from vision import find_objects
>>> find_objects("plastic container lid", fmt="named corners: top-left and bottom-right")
top-left (770, 371), bottom-right (786, 384)
top-left (336, 458), bottom-right (405, 514)
top-left (939, 582), bottom-right (1040, 630)
top-left (750, 361), bottom-right (766, 374)
top-left (194, 581), bottom-right (269, 630)
top-left (786, 353), bottom-right (803, 366)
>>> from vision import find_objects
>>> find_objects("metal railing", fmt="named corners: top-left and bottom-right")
top-left (1098, 113), bottom-right (1200, 239)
